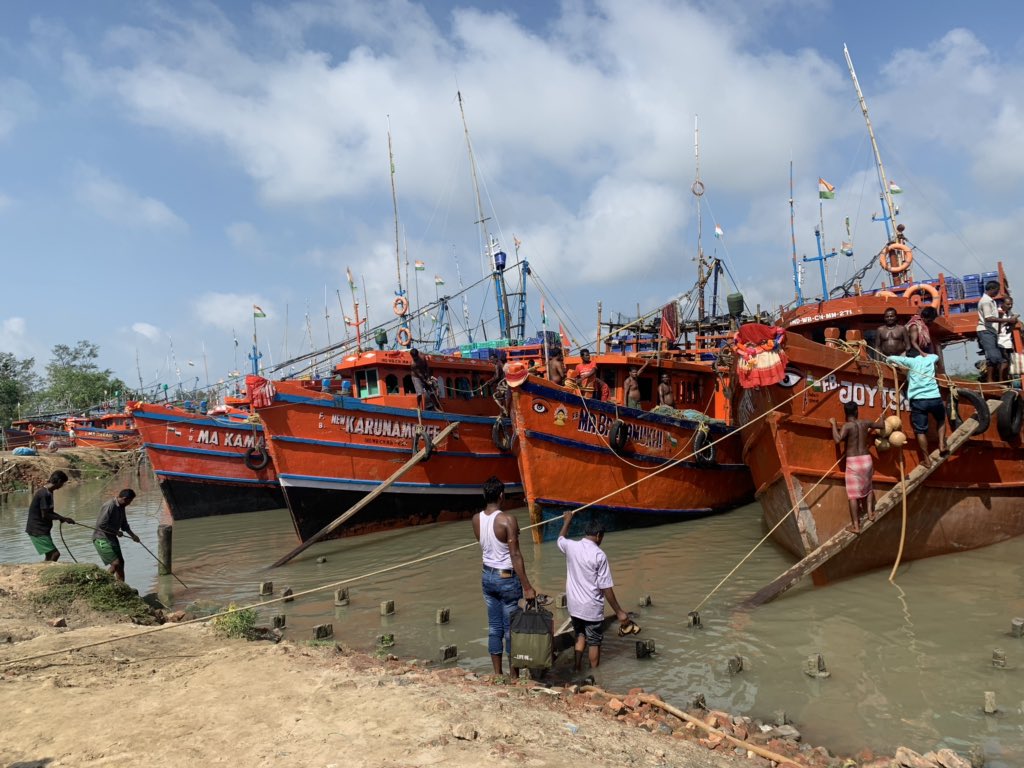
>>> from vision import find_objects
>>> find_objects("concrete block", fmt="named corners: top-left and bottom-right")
top-left (282, 587), bottom-right (294, 603)
top-left (635, 639), bottom-right (656, 659)
top-left (436, 607), bottom-right (450, 624)
top-left (439, 644), bottom-right (458, 662)
top-left (316, 556), bottom-right (327, 564)
top-left (272, 614), bottom-right (286, 629)
top-left (992, 648), bottom-right (1006, 668)
top-left (687, 610), bottom-right (702, 628)
top-left (334, 588), bottom-right (349, 607)
top-left (638, 595), bottom-right (652, 607)
top-left (313, 623), bottom-right (333, 640)
top-left (727, 655), bottom-right (744, 675)
top-left (804, 653), bottom-right (830, 678)
top-left (557, 593), bottom-right (567, 608)
top-left (1012, 618), bottom-right (1024, 638)
top-left (380, 600), bottom-right (395, 616)
top-left (258, 581), bottom-right (273, 596)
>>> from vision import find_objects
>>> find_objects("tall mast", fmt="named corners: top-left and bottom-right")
top-left (457, 90), bottom-right (512, 340)
top-left (789, 159), bottom-right (803, 303)
top-left (387, 117), bottom-right (409, 342)
top-left (692, 116), bottom-right (708, 328)
top-left (454, 246), bottom-right (473, 344)
top-left (844, 44), bottom-right (897, 240)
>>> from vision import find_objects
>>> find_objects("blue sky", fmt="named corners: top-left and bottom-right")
top-left (2, 0), bottom-right (1023, 394)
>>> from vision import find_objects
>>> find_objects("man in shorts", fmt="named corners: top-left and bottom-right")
top-left (977, 281), bottom-right (1017, 383)
top-left (830, 402), bottom-right (885, 533)
top-left (886, 352), bottom-right (947, 469)
top-left (24, 471), bottom-right (73, 561)
top-left (92, 489), bottom-right (140, 582)
top-left (557, 510), bottom-right (631, 674)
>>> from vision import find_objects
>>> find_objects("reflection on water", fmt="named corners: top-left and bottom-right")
top-left (2, 468), bottom-right (1024, 764)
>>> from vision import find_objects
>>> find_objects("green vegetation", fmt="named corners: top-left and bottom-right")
top-left (210, 604), bottom-right (259, 640)
top-left (31, 564), bottom-right (158, 624)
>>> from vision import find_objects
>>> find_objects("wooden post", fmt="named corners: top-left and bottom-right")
top-left (157, 523), bottom-right (172, 576)
top-left (270, 420), bottom-right (461, 567)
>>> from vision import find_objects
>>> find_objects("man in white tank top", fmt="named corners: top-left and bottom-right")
top-left (473, 476), bottom-right (536, 678)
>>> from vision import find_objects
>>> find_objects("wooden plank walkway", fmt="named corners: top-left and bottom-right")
top-left (742, 399), bottom-right (1001, 608)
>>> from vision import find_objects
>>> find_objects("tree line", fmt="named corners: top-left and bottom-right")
top-left (0, 341), bottom-right (132, 428)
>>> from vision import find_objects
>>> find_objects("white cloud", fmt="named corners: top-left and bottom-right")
top-left (0, 317), bottom-right (35, 358)
top-left (193, 292), bottom-right (269, 334)
top-left (131, 322), bottom-right (162, 342)
top-left (0, 77), bottom-right (37, 141)
top-left (74, 166), bottom-right (187, 230)
top-left (227, 221), bottom-right (263, 252)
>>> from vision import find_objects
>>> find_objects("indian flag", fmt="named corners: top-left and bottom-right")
top-left (818, 178), bottom-right (835, 200)
top-left (414, 260), bottom-right (425, 271)
top-left (714, 224), bottom-right (724, 239)
top-left (434, 275), bottom-right (444, 286)
top-left (346, 267), bottom-right (356, 289)
top-left (889, 181), bottom-right (903, 194)
top-left (253, 305), bottom-right (266, 319)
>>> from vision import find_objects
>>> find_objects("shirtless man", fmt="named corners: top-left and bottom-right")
top-left (830, 402), bottom-right (884, 532)
top-left (877, 307), bottom-right (909, 357)
top-left (547, 349), bottom-right (566, 386)
top-left (658, 373), bottom-right (674, 408)
top-left (622, 367), bottom-right (641, 409)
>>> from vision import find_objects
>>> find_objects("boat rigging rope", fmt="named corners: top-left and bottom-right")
top-left (2, 352), bottom-right (864, 668)
top-left (691, 455), bottom-right (845, 614)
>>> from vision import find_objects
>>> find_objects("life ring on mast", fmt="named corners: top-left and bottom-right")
top-left (879, 243), bottom-right (913, 273)
top-left (876, 290), bottom-right (898, 299)
top-left (393, 296), bottom-right (409, 316)
top-left (902, 284), bottom-right (939, 306)
top-left (396, 327), bottom-right (412, 347)
top-left (244, 446), bottom-right (271, 471)
top-left (609, 419), bottom-right (629, 452)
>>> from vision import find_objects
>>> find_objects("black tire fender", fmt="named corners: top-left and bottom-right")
top-left (948, 389), bottom-right (991, 436)
top-left (492, 420), bottom-right (512, 453)
top-left (413, 430), bottom-right (434, 461)
top-left (996, 390), bottom-right (1022, 442)
top-left (244, 446), bottom-right (270, 471)
top-left (694, 427), bottom-right (717, 466)
top-left (609, 419), bottom-right (629, 452)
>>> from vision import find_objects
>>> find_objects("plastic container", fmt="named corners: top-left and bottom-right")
top-left (727, 292), bottom-right (745, 317)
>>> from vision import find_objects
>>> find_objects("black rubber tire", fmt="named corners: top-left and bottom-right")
top-left (996, 390), bottom-right (1022, 442)
top-left (693, 428), bottom-right (716, 466)
top-left (947, 388), bottom-right (991, 436)
top-left (244, 446), bottom-right (270, 471)
top-left (412, 431), bottom-right (434, 461)
top-left (609, 419), bottom-right (629, 452)
top-left (492, 420), bottom-right (512, 453)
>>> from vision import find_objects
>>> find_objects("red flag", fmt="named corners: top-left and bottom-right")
top-left (558, 323), bottom-right (571, 350)
top-left (660, 302), bottom-right (678, 342)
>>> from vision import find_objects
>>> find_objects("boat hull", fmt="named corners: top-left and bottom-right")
top-left (736, 333), bottom-right (1024, 583)
top-left (260, 381), bottom-right (523, 542)
top-left (132, 404), bottom-right (283, 520)
top-left (511, 377), bottom-right (754, 542)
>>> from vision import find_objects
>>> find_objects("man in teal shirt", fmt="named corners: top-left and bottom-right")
top-left (885, 353), bottom-right (947, 468)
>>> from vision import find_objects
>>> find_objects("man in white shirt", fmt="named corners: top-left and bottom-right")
top-left (997, 296), bottom-right (1020, 384)
top-left (557, 510), bottom-right (631, 673)
top-left (977, 281), bottom-right (1016, 383)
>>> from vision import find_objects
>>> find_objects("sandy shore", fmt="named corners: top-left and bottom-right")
top-left (0, 563), bottom-right (964, 768)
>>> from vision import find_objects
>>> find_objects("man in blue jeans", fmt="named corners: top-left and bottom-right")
top-left (472, 476), bottom-right (536, 678)
top-left (885, 352), bottom-right (947, 468)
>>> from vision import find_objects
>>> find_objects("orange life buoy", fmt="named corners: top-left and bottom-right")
top-left (879, 242), bottom-right (913, 273)
top-left (396, 327), bottom-right (411, 347)
top-left (902, 283), bottom-right (939, 306)
top-left (876, 290), bottom-right (898, 299)
top-left (393, 296), bottom-right (409, 316)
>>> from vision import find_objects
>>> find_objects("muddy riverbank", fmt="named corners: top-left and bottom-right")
top-left (0, 447), bottom-right (143, 493)
top-left (0, 563), bottom-right (983, 767)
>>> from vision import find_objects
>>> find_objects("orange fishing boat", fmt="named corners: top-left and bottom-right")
top-left (733, 46), bottom-right (1024, 586)
top-left (65, 411), bottom-right (141, 451)
top-left (252, 346), bottom-right (541, 543)
top-left (511, 347), bottom-right (753, 543)
top-left (130, 398), bottom-right (284, 520)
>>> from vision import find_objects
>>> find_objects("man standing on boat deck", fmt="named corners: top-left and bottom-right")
top-left (885, 351), bottom-right (947, 469)
top-left (473, 476), bottom-right (536, 679)
top-left (408, 349), bottom-right (441, 410)
top-left (998, 297), bottom-right (1020, 384)
top-left (877, 308), bottom-right (909, 357)
top-left (575, 349), bottom-right (597, 397)
top-left (977, 281), bottom-right (1015, 383)
top-left (24, 471), bottom-right (72, 562)
top-left (658, 373), bottom-right (675, 408)
top-left (906, 306), bottom-right (937, 358)
top-left (830, 403), bottom-right (885, 533)
top-left (558, 510), bottom-right (632, 674)
top-left (92, 489), bottom-right (139, 582)
top-left (622, 367), bottom-right (642, 409)
top-left (547, 348), bottom-right (566, 386)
